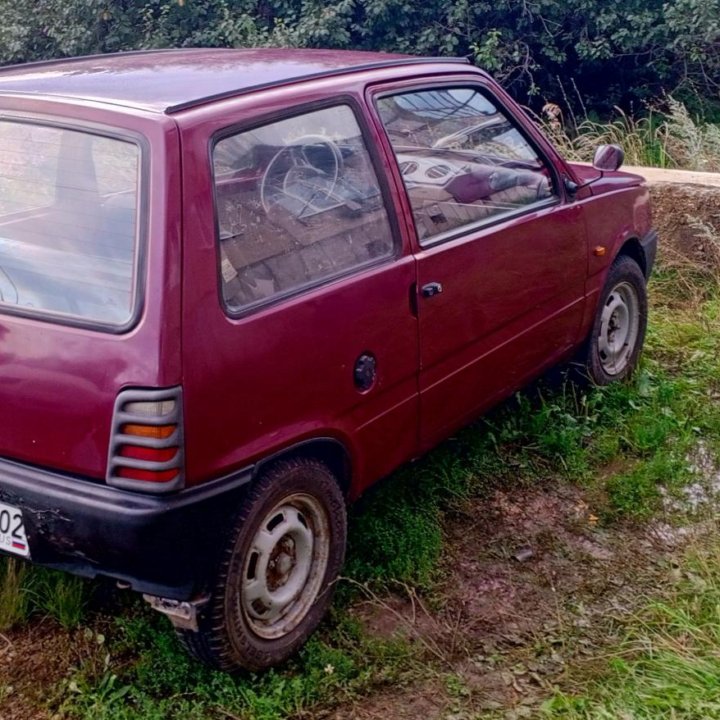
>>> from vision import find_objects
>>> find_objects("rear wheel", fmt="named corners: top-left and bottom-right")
top-left (178, 458), bottom-right (346, 671)
top-left (581, 254), bottom-right (647, 385)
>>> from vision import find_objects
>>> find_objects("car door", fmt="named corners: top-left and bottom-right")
top-left (370, 82), bottom-right (588, 448)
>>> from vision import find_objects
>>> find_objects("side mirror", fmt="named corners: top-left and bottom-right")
top-left (565, 143), bottom-right (626, 197)
top-left (592, 144), bottom-right (625, 172)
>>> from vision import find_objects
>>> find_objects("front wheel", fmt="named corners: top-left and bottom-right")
top-left (581, 255), bottom-right (648, 385)
top-left (178, 458), bottom-right (347, 672)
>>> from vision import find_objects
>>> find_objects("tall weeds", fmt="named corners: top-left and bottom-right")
top-left (665, 98), bottom-right (720, 172)
top-left (0, 557), bottom-right (90, 631)
top-left (0, 558), bottom-right (30, 630)
top-left (539, 97), bottom-right (720, 171)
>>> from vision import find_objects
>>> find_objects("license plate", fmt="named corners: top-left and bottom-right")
top-left (0, 501), bottom-right (30, 558)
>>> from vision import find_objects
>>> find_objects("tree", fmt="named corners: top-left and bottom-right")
top-left (0, 0), bottom-right (717, 117)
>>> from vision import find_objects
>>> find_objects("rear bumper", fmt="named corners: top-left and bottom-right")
top-left (641, 228), bottom-right (658, 279)
top-left (0, 457), bottom-right (252, 599)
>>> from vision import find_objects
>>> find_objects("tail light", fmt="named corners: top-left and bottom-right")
top-left (107, 387), bottom-right (184, 493)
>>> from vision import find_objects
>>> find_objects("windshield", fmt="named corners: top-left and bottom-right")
top-left (0, 120), bottom-right (141, 327)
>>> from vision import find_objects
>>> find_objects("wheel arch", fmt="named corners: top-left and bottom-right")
top-left (253, 437), bottom-right (353, 498)
top-left (615, 236), bottom-right (647, 276)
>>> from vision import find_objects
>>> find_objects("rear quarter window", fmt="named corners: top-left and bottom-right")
top-left (212, 104), bottom-right (395, 312)
top-left (0, 120), bottom-right (141, 328)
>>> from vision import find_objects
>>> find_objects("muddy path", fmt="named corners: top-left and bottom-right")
top-left (330, 482), bottom-right (696, 720)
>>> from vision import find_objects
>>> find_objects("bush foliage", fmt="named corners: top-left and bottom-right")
top-left (0, 0), bottom-right (718, 116)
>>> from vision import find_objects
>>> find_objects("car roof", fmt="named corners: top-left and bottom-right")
top-left (0, 48), bottom-right (470, 115)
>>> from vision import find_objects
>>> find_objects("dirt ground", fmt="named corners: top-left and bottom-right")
top-left (1, 624), bottom-right (81, 720)
top-left (650, 182), bottom-right (720, 265)
top-left (331, 482), bottom-right (691, 720)
top-left (2, 177), bottom-right (720, 720)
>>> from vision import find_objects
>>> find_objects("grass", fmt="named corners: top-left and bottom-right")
top-left (0, 561), bottom-right (91, 631)
top-left (51, 609), bottom-right (417, 720)
top-left (543, 542), bottom-right (720, 719)
top-left (535, 259), bottom-right (720, 718)
top-left (34, 570), bottom-right (89, 629)
top-left (344, 355), bottom-right (708, 587)
top-left (0, 558), bottom-right (30, 630)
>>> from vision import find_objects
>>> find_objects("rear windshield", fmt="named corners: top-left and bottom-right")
top-left (0, 120), bottom-right (141, 327)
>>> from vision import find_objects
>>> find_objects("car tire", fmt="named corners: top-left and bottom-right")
top-left (177, 457), bottom-right (347, 672)
top-left (581, 254), bottom-right (648, 385)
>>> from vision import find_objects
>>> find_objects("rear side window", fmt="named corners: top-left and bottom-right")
top-left (376, 87), bottom-right (557, 243)
top-left (0, 121), bottom-right (141, 327)
top-left (213, 104), bottom-right (394, 311)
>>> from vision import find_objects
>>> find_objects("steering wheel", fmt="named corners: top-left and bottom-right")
top-left (260, 135), bottom-right (343, 216)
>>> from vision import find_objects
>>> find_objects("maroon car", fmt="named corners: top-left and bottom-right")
top-left (0, 48), bottom-right (655, 671)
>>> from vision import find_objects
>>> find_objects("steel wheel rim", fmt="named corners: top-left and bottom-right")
top-left (240, 493), bottom-right (330, 640)
top-left (597, 280), bottom-right (640, 376)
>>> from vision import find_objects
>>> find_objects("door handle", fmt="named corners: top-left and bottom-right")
top-left (421, 282), bottom-right (443, 298)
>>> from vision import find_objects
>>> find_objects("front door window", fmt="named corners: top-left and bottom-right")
top-left (376, 87), bottom-right (557, 243)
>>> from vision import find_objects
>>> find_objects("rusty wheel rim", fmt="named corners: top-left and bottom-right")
top-left (240, 493), bottom-right (330, 640)
top-left (598, 280), bottom-right (640, 376)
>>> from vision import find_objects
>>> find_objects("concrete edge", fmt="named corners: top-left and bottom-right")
top-left (622, 166), bottom-right (720, 188)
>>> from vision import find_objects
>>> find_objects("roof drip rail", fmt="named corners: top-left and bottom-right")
top-left (164, 56), bottom-right (472, 114)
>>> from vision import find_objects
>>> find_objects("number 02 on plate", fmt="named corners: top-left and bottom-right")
top-left (0, 501), bottom-right (30, 557)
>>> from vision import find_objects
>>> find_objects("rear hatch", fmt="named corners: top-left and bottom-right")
top-left (0, 114), bottom-right (177, 481)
